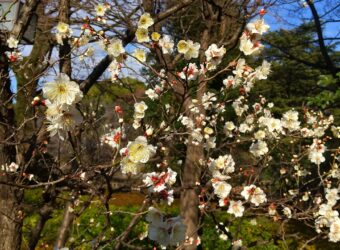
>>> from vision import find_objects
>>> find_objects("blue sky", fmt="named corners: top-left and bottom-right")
top-left (265, 0), bottom-right (339, 45)
top-left (10, 0), bottom-right (339, 94)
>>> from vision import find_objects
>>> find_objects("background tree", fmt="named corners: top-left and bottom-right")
top-left (0, 0), bottom-right (339, 249)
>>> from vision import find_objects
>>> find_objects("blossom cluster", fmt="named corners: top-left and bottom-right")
top-left (119, 136), bottom-right (156, 175)
top-left (42, 74), bottom-right (83, 139)
top-left (56, 22), bottom-right (73, 45)
top-left (6, 36), bottom-right (21, 62)
top-left (40, 8), bottom-right (340, 247)
top-left (240, 18), bottom-right (269, 55)
top-left (143, 168), bottom-right (177, 205)
top-left (146, 207), bottom-right (186, 247)
top-left (100, 127), bottom-right (124, 149)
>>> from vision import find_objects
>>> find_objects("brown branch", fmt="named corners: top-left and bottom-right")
top-left (59, 0), bottom-right (72, 75)
top-left (306, 0), bottom-right (338, 76)
top-left (114, 198), bottom-right (150, 250)
top-left (263, 39), bottom-right (333, 71)
top-left (10, 0), bottom-right (40, 40)
top-left (79, 0), bottom-right (196, 94)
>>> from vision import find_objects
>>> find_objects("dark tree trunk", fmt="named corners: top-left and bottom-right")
top-left (0, 176), bottom-right (24, 250)
top-left (0, 35), bottom-right (23, 250)
top-left (180, 142), bottom-right (203, 250)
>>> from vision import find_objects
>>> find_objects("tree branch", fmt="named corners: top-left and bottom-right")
top-left (306, 0), bottom-right (338, 76)
top-left (79, 0), bottom-right (197, 94)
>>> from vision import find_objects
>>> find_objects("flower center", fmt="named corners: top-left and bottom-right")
top-left (58, 84), bottom-right (67, 94)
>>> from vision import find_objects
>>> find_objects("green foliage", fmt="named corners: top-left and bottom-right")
top-left (307, 73), bottom-right (340, 109)
top-left (85, 77), bottom-right (145, 105)
top-left (22, 190), bottom-right (340, 249)
top-left (254, 22), bottom-right (338, 113)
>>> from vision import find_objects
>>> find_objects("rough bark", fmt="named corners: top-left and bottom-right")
top-left (0, 177), bottom-right (24, 250)
top-left (180, 143), bottom-right (203, 249)
top-left (14, 2), bottom-right (53, 129)
top-left (0, 35), bottom-right (23, 250)
top-left (54, 1), bottom-right (76, 247)
top-left (28, 188), bottom-right (56, 250)
top-left (55, 200), bottom-right (75, 248)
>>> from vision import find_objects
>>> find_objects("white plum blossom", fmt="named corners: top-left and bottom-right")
top-left (205, 44), bottom-right (226, 62)
top-left (7, 37), bottom-right (18, 49)
top-left (133, 49), bottom-right (146, 62)
top-left (239, 33), bottom-right (262, 56)
top-left (233, 58), bottom-right (246, 77)
top-left (136, 28), bottom-right (150, 43)
top-left (266, 118), bottom-right (282, 134)
top-left (255, 60), bottom-right (271, 80)
top-left (213, 181), bottom-right (232, 199)
top-left (177, 40), bottom-right (189, 54)
top-left (120, 136), bottom-right (156, 175)
top-left (254, 130), bottom-right (266, 140)
top-left (145, 88), bottom-right (158, 100)
top-left (143, 168), bottom-right (177, 192)
top-left (158, 35), bottom-right (174, 54)
top-left (224, 121), bottom-right (235, 136)
top-left (43, 74), bottom-right (83, 105)
top-left (239, 123), bottom-right (253, 133)
top-left (179, 116), bottom-right (194, 129)
top-left (219, 233), bottom-right (228, 241)
top-left (101, 128), bottom-right (123, 149)
top-left (241, 185), bottom-right (267, 206)
top-left (177, 40), bottom-right (200, 60)
top-left (232, 96), bottom-right (249, 116)
top-left (45, 101), bottom-right (64, 121)
top-left (126, 136), bottom-right (156, 164)
top-left (325, 188), bottom-right (339, 206)
top-left (331, 126), bottom-right (340, 138)
top-left (205, 136), bottom-right (217, 149)
top-left (134, 101), bottom-right (148, 119)
top-left (205, 44), bottom-right (226, 70)
top-left (46, 105), bottom-right (83, 139)
top-left (281, 110), bottom-right (300, 132)
top-left (191, 129), bottom-right (204, 144)
top-left (120, 157), bottom-right (143, 175)
top-left (318, 203), bottom-right (339, 218)
top-left (107, 39), bottom-right (125, 57)
top-left (283, 207), bottom-right (292, 218)
top-left (138, 13), bottom-right (154, 28)
top-left (0, 162), bottom-right (19, 172)
top-left (202, 92), bottom-right (217, 109)
top-left (95, 4), bottom-right (109, 16)
top-left (308, 139), bottom-right (326, 165)
top-left (209, 154), bottom-right (235, 174)
top-left (147, 208), bottom-right (186, 246)
top-left (223, 75), bottom-right (237, 88)
top-left (228, 200), bottom-right (245, 217)
top-left (184, 40), bottom-right (200, 60)
top-left (249, 140), bottom-right (268, 158)
top-left (246, 19), bottom-right (270, 35)
top-left (179, 63), bottom-right (199, 81)
top-left (108, 59), bottom-right (121, 81)
top-left (329, 219), bottom-right (340, 242)
top-left (56, 22), bottom-right (72, 44)
top-left (232, 239), bottom-right (243, 250)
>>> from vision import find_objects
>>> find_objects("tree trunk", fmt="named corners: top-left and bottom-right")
top-left (0, 177), bottom-right (23, 250)
top-left (0, 35), bottom-right (23, 250)
top-left (29, 198), bottom-right (55, 250)
top-left (55, 200), bottom-right (75, 248)
top-left (180, 142), bottom-right (203, 250)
